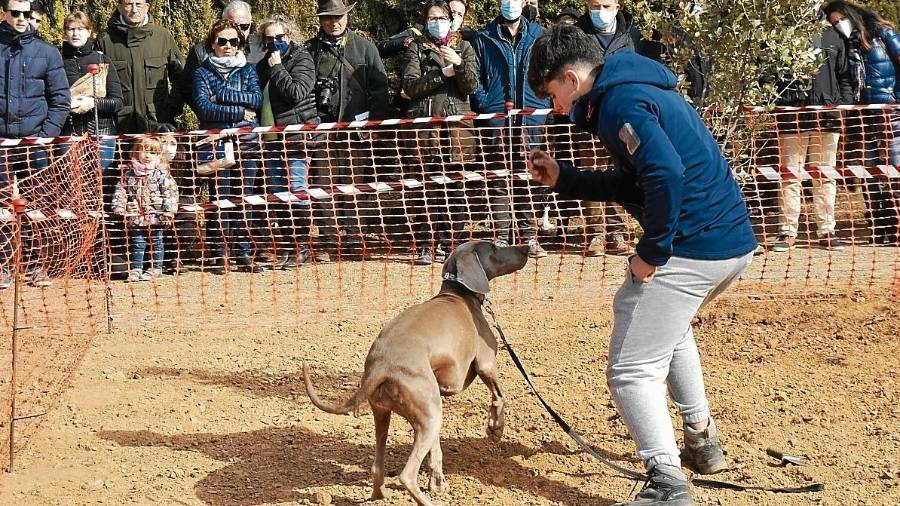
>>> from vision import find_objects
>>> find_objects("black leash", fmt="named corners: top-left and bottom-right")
top-left (481, 299), bottom-right (825, 495)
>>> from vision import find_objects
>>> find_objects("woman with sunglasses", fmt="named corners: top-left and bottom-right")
top-left (193, 18), bottom-right (264, 272)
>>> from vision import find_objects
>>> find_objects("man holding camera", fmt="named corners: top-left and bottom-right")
top-left (305, 0), bottom-right (390, 259)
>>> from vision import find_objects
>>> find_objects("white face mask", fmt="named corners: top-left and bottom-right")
top-left (165, 144), bottom-right (177, 160)
top-left (500, 0), bottom-right (522, 21)
top-left (450, 14), bottom-right (463, 32)
top-left (590, 9), bottom-right (617, 31)
top-left (835, 18), bottom-right (853, 38)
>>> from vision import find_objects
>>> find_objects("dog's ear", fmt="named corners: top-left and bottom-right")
top-left (453, 249), bottom-right (490, 294)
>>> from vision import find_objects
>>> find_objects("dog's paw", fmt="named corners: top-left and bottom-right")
top-left (429, 473), bottom-right (448, 494)
top-left (487, 423), bottom-right (504, 442)
top-left (370, 486), bottom-right (387, 500)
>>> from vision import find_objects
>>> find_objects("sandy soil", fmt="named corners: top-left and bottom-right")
top-left (0, 257), bottom-right (898, 506)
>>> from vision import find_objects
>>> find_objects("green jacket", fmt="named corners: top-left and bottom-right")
top-left (96, 15), bottom-right (185, 133)
top-left (402, 34), bottom-right (477, 117)
top-left (306, 30), bottom-right (391, 122)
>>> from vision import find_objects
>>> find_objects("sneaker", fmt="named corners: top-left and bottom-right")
top-left (296, 247), bottom-right (311, 265)
top-left (274, 253), bottom-right (294, 270)
top-left (818, 233), bottom-right (848, 251)
top-left (433, 246), bottom-right (447, 263)
top-left (414, 248), bottom-right (435, 266)
top-left (614, 467), bottom-right (693, 506)
top-left (527, 238), bottom-right (548, 258)
top-left (142, 268), bottom-right (162, 280)
top-left (203, 258), bottom-right (225, 275)
top-left (605, 233), bottom-right (632, 255)
top-left (586, 236), bottom-right (604, 257)
top-left (126, 269), bottom-right (141, 283)
top-left (680, 418), bottom-right (728, 475)
top-left (0, 270), bottom-right (11, 289)
top-left (770, 235), bottom-right (795, 252)
top-left (238, 256), bottom-right (265, 273)
top-left (28, 269), bottom-right (52, 288)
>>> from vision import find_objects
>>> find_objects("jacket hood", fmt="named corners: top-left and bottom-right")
top-left (570, 51), bottom-right (677, 126)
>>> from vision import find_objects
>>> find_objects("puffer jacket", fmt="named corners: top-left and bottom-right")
top-left (0, 23), bottom-right (70, 138)
top-left (854, 27), bottom-right (900, 104)
top-left (111, 162), bottom-right (179, 227)
top-left (95, 15), bottom-right (186, 133)
top-left (183, 36), bottom-right (264, 113)
top-left (403, 33), bottom-right (477, 117)
top-left (256, 42), bottom-right (318, 126)
top-left (472, 17), bottom-right (551, 122)
top-left (61, 41), bottom-right (124, 136)
top-left (193, 58), bottom-right (262, 129)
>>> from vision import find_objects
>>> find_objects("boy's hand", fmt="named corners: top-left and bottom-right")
top-left (629, 255), bottom-right (657, 283)
top-left (527, 150), bottom-right (560, 188)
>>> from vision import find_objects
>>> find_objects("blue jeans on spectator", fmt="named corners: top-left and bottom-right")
top-left (129, 226), bottom-right (164, 271)
top-left (265, 145), bottom-right (310, 258)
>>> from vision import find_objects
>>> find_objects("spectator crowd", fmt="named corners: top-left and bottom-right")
top-left (0, 0), bottom-right (898, 286)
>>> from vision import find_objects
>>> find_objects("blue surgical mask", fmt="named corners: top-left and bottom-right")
top-left (590, 9), bottom-right (617, 31)
top-left (427, 18), bottom-right (451, 40)
top-left (500, 0), bottom-right (522, 21)
top-left (267, 39), bottom-right (290, 56)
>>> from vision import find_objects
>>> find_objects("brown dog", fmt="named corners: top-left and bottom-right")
top-left (303, 240), bottom-right (529, 505)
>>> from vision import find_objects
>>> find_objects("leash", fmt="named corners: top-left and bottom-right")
top-left (481, 298), bottom-right (825, 495)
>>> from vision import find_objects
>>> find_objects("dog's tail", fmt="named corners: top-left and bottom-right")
top-left (302, 363), bottom-right (382, 416)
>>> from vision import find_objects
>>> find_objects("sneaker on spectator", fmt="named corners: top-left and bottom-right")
top-left (28, 268), bottom-right (52, 288)
top-left (274, 253), bottom-right (294, 270)
top-left (527, 238), bottom-right (548, 258)
top-left (818, 233), bottom-right (848, 251)
top-left (144, 268), bottom-right (162, 280)
top-left (414, 248), bottom-right (434, 266)
top-left (239, 256), bottom-right (265, 273)
top-left (203, 258), bottom-right (225, 275)
top-left (433, 246), bottom-right (447, 263)
top-left (586, 236), bottom-right (604, 257)
top-left (613, 466), bottom-right (693, 505)
top-left (605, 233), bottom-right (632, 256)
top-left (770, 235), bottom-right (795, 252)
top-left (126, 269), bottom-right (141, 283)
top-left (0, 270), bottom-right (11, 290)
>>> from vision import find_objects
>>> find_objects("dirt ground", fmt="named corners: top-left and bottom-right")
top-left (0, 256), bottom-right (898, 506)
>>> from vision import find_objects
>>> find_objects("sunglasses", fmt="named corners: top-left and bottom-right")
top-left (7, 9), bottom-right (32, 18)
top-left (215, 37), bottom-right (241, 47)
top-left (264, 33), bottom-right (287, 43)
top-left (237, 22), bottom-right (252, 32)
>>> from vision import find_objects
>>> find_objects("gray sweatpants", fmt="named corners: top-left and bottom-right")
top-left (607, 252), bottom-right (753, 472)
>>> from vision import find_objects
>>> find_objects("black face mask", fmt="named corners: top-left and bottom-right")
top-left (522, 4), bottom-right (539, 21)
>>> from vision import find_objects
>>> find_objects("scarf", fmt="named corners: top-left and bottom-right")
top-left (131, 160), bottom-right (155, 176)
top-left (116, 14), bottom-right (149, 30)
top-left (206, 51), bottom-right (247, 75)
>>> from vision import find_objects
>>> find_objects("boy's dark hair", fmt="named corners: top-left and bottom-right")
top-left (528, 24), bottom-right (604, 99)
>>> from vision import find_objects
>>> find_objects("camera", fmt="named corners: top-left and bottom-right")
top-left (315, 77), bottom-right (337, 115)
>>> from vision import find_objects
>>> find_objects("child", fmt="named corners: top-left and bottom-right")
top-left (112, 137), bottom-right (179, 282)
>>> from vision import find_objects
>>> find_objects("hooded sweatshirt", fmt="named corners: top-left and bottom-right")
top-left (554, 51), bottom-right (757, 266)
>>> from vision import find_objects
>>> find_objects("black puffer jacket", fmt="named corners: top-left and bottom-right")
top-left (256, 42), bottom-right (319, 126)
top-left (61, 41), bottom-right (124, 135)
top-left (576, 9), bottom-right (644, 57)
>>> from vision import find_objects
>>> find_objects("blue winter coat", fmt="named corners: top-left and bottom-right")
top-left (0, 23), bottom-right (70, 138)
top-left (554, 51), bottom-right (757, 266)
top-left (472, 17), bottom-right (551, 124)
top-left (193, 58), bottom-right (263, 129)
top-left (857, 27), bottom-right (900, 104)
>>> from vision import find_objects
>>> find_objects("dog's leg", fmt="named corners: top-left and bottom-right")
top-left (475, 356), bottom-right (505, 441)
top-left (428, 435), bottom-right (447, 493)
top-left (399, 381), bottom-right (443, 506)
top-left (371, 405), bottom-right (391, 500)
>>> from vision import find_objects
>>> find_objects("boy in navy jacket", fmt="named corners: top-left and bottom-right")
top-left (526, 25), bottom-right (756, 505)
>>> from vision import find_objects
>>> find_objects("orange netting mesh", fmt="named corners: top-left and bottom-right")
top-left (1, 106), bottom-right (898, 469)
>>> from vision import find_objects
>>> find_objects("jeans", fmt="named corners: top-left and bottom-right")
top-left (129, 226), bottom-right (164, 271)
top-left (607, 253), bottom-right (753, 472)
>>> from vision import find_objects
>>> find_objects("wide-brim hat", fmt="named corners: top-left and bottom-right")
top-left (317, 0), bottom-right (356, 16)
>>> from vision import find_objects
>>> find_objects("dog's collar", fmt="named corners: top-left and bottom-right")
top-left (442, 272), bottom-right (457, 282)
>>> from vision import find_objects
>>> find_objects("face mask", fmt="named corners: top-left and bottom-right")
top-left (267, 39), bottom-right (290, 56)
top-left (835, 18), bottom-right (853, 39)
top-left (522, 4), bottom-right (538, 21)
top-left (590, 9), bottom-right (617, 31)
top-left (427, 18), bottom-right (451, 40)
top-left (450, 14), bottom-right (463, 32)
top-left (500, 0), bottom-right (522, 21)
top-left (165, 144), bottom-right (177, 160)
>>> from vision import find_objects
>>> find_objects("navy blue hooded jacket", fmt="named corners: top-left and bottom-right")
top-left (0, 23), bottom-right (70, 138)
top-left (472, 17), bottom-right (551, 120)
top-left (554, 51), bottom-right (757, 266)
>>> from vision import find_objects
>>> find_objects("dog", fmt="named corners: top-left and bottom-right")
top-left (303, 240), bottom-right (529, 505)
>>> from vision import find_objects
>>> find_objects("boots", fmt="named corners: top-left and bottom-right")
top-left (680, 417), bottom-right (727, 474)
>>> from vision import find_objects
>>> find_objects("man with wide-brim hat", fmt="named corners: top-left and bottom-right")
top-left (305, 0), bottom-right (391, 258)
